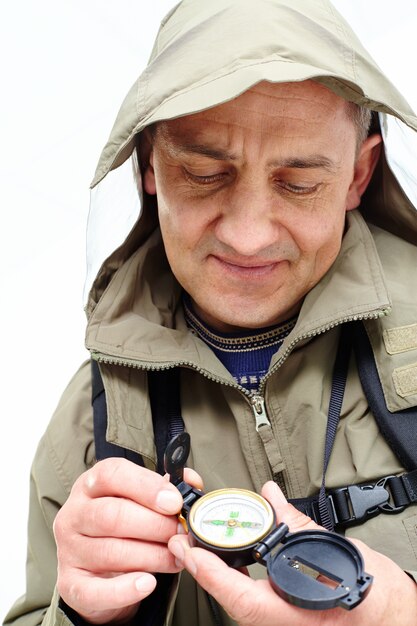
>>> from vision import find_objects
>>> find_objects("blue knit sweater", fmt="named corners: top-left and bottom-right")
top-left (183, 296), bottom-right (296, 392)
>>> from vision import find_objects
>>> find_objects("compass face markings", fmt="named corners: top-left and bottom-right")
top-left (189, 488), bottom-right (275, 549)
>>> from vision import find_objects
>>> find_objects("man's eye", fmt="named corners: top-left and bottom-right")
top-left (184, 170), bottom-right (227, 185)
top-left (275, 180), bottom-right (320, 195)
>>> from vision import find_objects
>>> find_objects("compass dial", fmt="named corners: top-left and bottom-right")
top-left (188, 488), bottom-right (275, 549)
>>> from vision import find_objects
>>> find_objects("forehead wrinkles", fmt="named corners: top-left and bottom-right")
top-left (158, 89), bottom-right (351, 151)
top-left (225, 93), bottom-right (353, 142)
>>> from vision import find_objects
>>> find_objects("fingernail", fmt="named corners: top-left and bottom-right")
top-left (85, 473), bottom-right (95, 490)
top-left (135, 574), bottom-right (156, 595)
top-left (177, 521), bottom-right (187, 535)
top-left (170, 540), bottom-right (198, 577)
top-left (156, 489), bottom-right (181, 513)
top-left (170, 539), bottom-right (185, 566)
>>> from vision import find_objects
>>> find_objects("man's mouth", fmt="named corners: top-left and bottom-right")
top-left (210, 254), bottom-right (281, 277)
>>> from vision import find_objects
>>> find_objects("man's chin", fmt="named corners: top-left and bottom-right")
top-left (192, 300), bottom-right (294, 333)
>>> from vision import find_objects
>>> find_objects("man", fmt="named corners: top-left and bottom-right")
top-left (5, 1), bottom-right (417, 625)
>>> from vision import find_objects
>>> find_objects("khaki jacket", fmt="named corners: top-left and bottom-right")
top-left (6, 212), bottom-right (417, 626)
top-left (5, 1), bottom-right (417, 625)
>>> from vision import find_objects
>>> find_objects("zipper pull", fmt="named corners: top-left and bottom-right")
top-left (250, 395), bottom-right (271, 431)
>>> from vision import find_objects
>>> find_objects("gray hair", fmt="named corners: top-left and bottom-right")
top-left (347, 102), bottom-right (373, 146)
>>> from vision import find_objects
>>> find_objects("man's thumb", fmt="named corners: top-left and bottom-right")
top-left (261, 481), bottom-right (323, 533)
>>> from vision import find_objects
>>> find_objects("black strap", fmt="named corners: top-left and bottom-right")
top-left (292, 469), bottom-right (417, 529)
top-left (92, 362), bottom-right (185, 466)
top-left (353, 322), bottom-right (417, 472)
top-left (92, 363), bottom-right (223, 626)
top-left (290, 321), bottom-right (417, 528)
top-left (298, 321), bottom-right (417, 529)
top-left (148, 368), bottom-right (185, 474)
top-left (91, 360), bottom-right (144, 465)
top-left (147, 368), bottom-right (224, 625)
top-left (91, 361), bottom-right (179, 626)
top-left (318, 324), bottom-right (352, 530)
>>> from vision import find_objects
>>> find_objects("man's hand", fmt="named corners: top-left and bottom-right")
top-left (54, 458), bottom-right (201, 625)
top-left (168, 481), bottom-right (417, 626)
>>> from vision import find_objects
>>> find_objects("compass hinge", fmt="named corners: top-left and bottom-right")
top-left (253, 522), bottom-right (289, 563)
top-left (180, 484), bottom-right (203, 515)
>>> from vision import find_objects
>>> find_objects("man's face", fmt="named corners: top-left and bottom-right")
top-left (144, 81), bottom-right (380, 331)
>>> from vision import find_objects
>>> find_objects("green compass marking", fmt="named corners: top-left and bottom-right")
top-left (203, 519), bottom-right (263, 528)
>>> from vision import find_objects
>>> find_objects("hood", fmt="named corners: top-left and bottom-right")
top-left (85, 0), bottom-right (417, 314)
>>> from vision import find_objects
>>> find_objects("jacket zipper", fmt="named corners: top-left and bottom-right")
top-left (250, 394), bottom-right (270, 430)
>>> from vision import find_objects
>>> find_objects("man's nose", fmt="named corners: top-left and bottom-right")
top-left (214, 181), bottom-right (280, 257)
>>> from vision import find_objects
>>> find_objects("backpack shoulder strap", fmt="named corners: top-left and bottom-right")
top-left (148, 367), bottom-right (185, 474)
top-left (352, 321), bottom-right (417, 472)
top-left (91, 360), bottom-right (182, 626)
top-left (91, 359), bottom-right (145, 466)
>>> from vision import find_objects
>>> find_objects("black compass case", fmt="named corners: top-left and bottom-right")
top-left (265, 529), bottom-right (373, 610)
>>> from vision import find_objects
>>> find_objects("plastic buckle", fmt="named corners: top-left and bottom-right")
top-left (375, 476), bottom-right (407, 514)
top-left (330, 483), bottom-right (390, 527)
top-left (346, 484), bottom-right (389, 521)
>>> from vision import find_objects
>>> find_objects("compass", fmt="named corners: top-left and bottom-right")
top-left (164, 433), bottom-right (373, 610)
top-left (187, 487), bottom-right (276, 567)
top-left (164, 432), bottom-right (273, 566)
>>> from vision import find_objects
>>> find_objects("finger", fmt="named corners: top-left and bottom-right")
top-left (168, 536), bottom-right (285, 625)
top-left (162, 467), bottom-right (204, 491)
top-left (60, 571), bottom-right (157, 617)
top-left (183, 467), bottom-right (204, 491)
top-left (261, 481), bottom-right (323, 532)
top-left (67, 536), bottom-right (182, 574)
top-left (168, 536), bottom-right (343, 626)
top-left (74, 496), bottom-right (179, 541)
top-left (83, 458), bottom-right (183, 514)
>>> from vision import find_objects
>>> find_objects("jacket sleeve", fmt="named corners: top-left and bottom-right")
top-left (3, 361), bottom-right (95, 626)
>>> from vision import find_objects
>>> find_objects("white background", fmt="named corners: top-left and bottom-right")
top-left (1, 1), bottom-right (416, 619)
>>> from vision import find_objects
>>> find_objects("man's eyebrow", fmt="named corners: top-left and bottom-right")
top-left (173, 142), bottom-right (237, 161)
top-left (171, 142), bottom-right (338, 171)
top-left (270, 156), bottom-right (339, 172)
